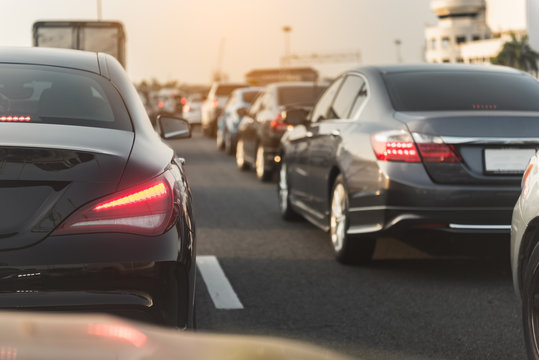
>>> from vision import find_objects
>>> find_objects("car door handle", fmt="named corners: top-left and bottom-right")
top-left (331, 130), bottom-right (341, 137)
top-left (306, 131), bottom-right (313, 138)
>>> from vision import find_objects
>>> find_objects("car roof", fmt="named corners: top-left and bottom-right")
top-left (0, 47), bottom-right (100, 74)
top-left (266, 81), bottom-right (326, 89)
top-left (349, 63), bottom-right (524, 76)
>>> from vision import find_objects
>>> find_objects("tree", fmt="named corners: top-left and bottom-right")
top-left (491, 33), bottom-right (539, 75)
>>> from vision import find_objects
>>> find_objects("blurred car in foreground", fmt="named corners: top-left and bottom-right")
top-left (216, 86), bottom-right (262, 154)
top-left (511, 153), bottom-right (539, 359)
top-left (0, 312), bottom-right (351, 360)
top-left (235, 82), bottom-right (327, 181)
top-left (279, 64), bottom-right (539, 265)
top-left (0, 47), bottom-right (196, 328)
top-left (200, 81), bottom-right (249, 137)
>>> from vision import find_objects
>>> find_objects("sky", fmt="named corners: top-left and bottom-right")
top-left (0, 0), bottom-right (437, 84)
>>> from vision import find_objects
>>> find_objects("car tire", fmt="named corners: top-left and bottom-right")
top-left (216, 129), bottom-right (225, 150)
top-left (522, 242), bottom-right (539, 359)
top-left (224, 132), bottom-right (235, 155)
top-left (330, 175), bottom-right (375, 265)
top-left (236, 139), bottom-right (249, 170)
top-left (277, 162), bottom-right (299, 220)
top-left (255, 145), bottom-right (272, 182)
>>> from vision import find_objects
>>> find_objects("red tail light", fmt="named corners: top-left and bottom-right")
top-left (52, 172), bottom-right (178, 236)
top-left (0, 115), bottom-right (31, 122)
top-left (412, 133), bottom-right (462, 163)
top-left (212, 99), bottom-right (219, 108)
top-left (270, 114), bottom-right (289, 132)
top-left (371, 130), bottom-right (421, 162)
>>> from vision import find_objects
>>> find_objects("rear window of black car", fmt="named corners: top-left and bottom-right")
top-left (0, 64), bottom-right (131, 130)
top-left (242, 90), bottom-right (260, 104)
top-left (277, 85), bottom-right (326, 106)
top-left (383, 71), bottom-right (539, 112)
top-left (216, 85), bottom-right (247, 96)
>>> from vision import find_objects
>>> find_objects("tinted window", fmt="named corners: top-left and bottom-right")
top-left (216, 85), bottom-right (247, 96)
top-left (0, 64), bottom-right (131, 130)
top-left (384, 71), bottom-right (539, 111)
top-left (277, 85), bottom-right (327, 106)
top-left (242, 90), bottom-right (260, 104)
top-left (310, 77), bottom-right (344, 122)
top-left (331, 75), bottom-right (365, 118)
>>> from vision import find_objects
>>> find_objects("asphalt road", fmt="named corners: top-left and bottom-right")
top-left (169, 131), bottom-right (526, 360)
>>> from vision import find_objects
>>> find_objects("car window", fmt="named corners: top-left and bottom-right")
top-left (249, 95), bottom-right (263, 115)
top-left (383, 71), bottom-right (539, 111)
top-left (242, 90), bottom-right (260, 104)
top-left (310, 77), bottom-right (344, 123)
top-left (277, 85), bottom-right (326, 107)
top-left (216, 84), bottom-right (247, 96)
top-left (330, 75), bottom-right (366, 119)
top-left (0, 64), bottom-right (131, 130)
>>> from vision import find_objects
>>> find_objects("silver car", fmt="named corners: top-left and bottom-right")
top-left (511, 152), bottom-right (539, 359)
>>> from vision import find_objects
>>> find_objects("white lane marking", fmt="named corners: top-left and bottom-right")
top-left (197, 256), bottom-right (244, 310)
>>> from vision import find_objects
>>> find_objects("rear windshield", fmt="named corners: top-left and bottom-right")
top-left (383, 71), bottom-right (539, 112)
top-left (242, 90), bottom-right (260, 104)
top-left (216, 85), bottom-right (247, 96)
top-left (0, 64), bottom-right (131, 130)
top-left (277, 85), bottom-right (326, 106)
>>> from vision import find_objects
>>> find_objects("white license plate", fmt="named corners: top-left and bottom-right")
top-left (484, 148), bottom-right (536, 173)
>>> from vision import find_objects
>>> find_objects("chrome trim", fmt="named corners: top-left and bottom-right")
top-left (347, 224), bottom-right (383, 235)
top-left (449, 224), bottom-right (511, 230)
top-left (441, 136), bottom-right (539, 145)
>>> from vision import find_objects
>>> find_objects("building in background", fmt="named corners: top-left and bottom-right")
top-left (425, 0), bottom-right (533, 64)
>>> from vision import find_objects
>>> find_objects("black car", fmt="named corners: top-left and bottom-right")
top-left (278, 64), bottom-right (539, 265)
top-left (0, 47), bottom-right (196, 328)
top-left (235, 82), bottom-right (327, 181)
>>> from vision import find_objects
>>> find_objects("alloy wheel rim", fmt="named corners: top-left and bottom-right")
top-left (530, 277), bottom-right (539, 354)
top-left (256, 146), bottom-right (265, 178)
top-left (279, 164), bottom-right (288, 212)
top-left (330, 184), bottom-right (346, 252)
top-left (236, 140), bottom-right (244, 167)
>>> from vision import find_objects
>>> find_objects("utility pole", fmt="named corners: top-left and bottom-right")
top-left (97, 0), bottom-right (102, 21)
top-left (213, 37), bottom-right (226, 82)
top-left (395, 39), bottom-right (403, 63)
top-left (282, 26), bottom-right (292, 67)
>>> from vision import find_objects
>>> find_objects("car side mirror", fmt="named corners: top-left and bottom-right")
top-left (236, 107), bottom-right (249, 118)
top-left (283, 108), bottom-right (309, 126)
top-left (157, 115), bottom-right (191, 140)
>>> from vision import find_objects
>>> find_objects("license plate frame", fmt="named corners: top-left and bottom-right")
top-left (484, 148), bottom-right (536, 174)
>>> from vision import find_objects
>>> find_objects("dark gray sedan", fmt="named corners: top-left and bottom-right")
top-left (279, 64), bottom-right (539, 265)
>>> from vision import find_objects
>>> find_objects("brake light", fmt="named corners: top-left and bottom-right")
top-left (158, 101), bottom-right (164, 109)
top-left (212, 99), bottom-right (219, 108)
top-left (52, 172), bottom-right (178, 236)
top-left (181, 97), bottom-right (187, 105)
top-left (371, 130), bottom-right (421, 162)
top-left (270, 114), bottom-right (289, 132)
top-left (412, 133), bottom-right (462, 163)
top-left (0, 115), bottom-right (31, 122)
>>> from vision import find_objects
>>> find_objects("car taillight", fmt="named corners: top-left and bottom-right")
top-left (212, 99), bottom-right (218, 108)
top-left (270, 114), bottom-right (289, 132)
top-left (0, 115), bottom-right (31, 122)
top-left (371, 130), bottom-right (421, 162)
top-left (52, 172), bottom-right (178, 236)
top-left (412, 133), bottom-right (462, 163)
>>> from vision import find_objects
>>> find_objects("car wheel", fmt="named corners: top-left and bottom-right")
top-left (224, 132), bottom-right (234, 155)
top-left (236, 139), bottom-right (249, 170)
top-left (278, 162), bottom-right (299, 220)
top-left (216, 129), bottom-right (225, 150)
top-left (255, 145), bottom-right (272, 181)
top-left (522, 242), bottom-right (539, 359)
top-left (330, 175), bottom-right (375, 265)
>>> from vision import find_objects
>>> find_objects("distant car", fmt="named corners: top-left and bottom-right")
top-left (216, 86), bottom-right (262, 154)
top-left (279, 64), bottom-right (539, 265)
top-left (182, 94), bottom-right (203, 127)
top-left (235, 82), bottom-right (327, 181)
top-left (0, 47), bottom-right (196, 328)
top-left (200, 81), bottom-right (249, 137)
top-left (511, 153), bottom-right (539, 359)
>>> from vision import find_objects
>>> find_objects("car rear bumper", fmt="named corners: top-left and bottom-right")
top-left (0, 228), bottom-right (196, 328)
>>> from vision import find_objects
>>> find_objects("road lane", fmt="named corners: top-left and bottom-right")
top-left (169, 132), bottom-right (525, 360)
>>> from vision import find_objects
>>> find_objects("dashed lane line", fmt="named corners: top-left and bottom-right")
top-left (197, 255), bottom-right (244, 310)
